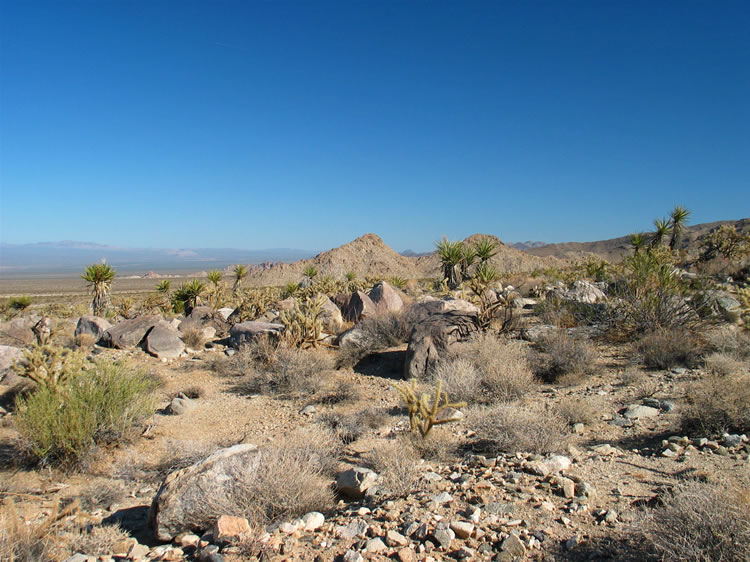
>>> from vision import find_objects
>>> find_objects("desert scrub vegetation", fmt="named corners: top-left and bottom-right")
top-left (430, 333), bottom-right (534, 403)
top-left (279, 294), bottom-right (326, 348)
top-left (634, 328), bottom-right (705, 369)
top-left (81, 262), bottom-right (116, 317)
top-left (7, 295), bottom-right (32, 312)
top-left (529, 329), bottom-right (597, 384)
top-left (318, 407), bottom-right (389, 444)
top-left (14, 360), bottom-right (160, 467)
top-left (394, 379), bottom-right (466, 438)
top-left (466, 403), bottom-right (569, 455)
top-left (337, 307), bottom-right (416, 367)
top-left (681, 368), bottom-right (750, 436)
top-left (641, 480), bottom-right (750, 562)
top-left (364, 438), bottom-right (422, 498)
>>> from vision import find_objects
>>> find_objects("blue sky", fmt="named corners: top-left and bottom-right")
top-left (1, 0), bottom-right (748, 252)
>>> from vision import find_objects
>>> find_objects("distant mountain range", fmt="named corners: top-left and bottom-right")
top-left (0, 242), bottom-right (316, 277)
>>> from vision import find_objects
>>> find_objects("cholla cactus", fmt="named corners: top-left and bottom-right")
top-left (279, 294), bottom-right (327, 348)
top-left (11, 344), bottom-right (87, 394)
top-left (394, 379), bottom-right (466, 438)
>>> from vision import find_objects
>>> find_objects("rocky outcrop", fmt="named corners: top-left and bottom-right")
top-left (149, 444), bottom-right (260, 541)
top-left (75, 315), bottom-right (113, 340)
top-left (229, 321), bottom-right (285, 347)
top-left (100, 315), bottom-right (163, 349)
top-left (345, 291), bottom-right (379, 323)
top-left (145, 325), bottom-right (185, 359)
top-left (0, 344), bottom-right (23, 385)
top-left (404, 306), bottom-right (480, 379)
top-left (369, 282), bottom-right (404, 314)
top-left (546, 280), bottom-right (606, 305)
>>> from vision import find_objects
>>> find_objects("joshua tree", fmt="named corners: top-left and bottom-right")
top-left (172, 279), bottom-right (206, 315)
top-left (435, 237), bottom-right (464, 290)
top-left (303, 265), bottom-right (319, 280)
top-left (651, 218), bottom-right (672, 248)
top-left (669, 205), bottom-right (691, 251)
top-left (232, 265), bottom-right (248, 293)
top-left (630, 233), bottom-right (646, 255)
top-left (206, 270), bottom-right (223, 286)
top-left (460, 245), bottom-right (477, 281)
top-left (82, 263), bottom-right (116, 316)
top-left (155, 279), bottom-right (171, 295)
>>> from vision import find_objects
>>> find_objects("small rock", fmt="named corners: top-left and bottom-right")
top-left (299, 405), bottom-right (316, 416)
top-left (501, 534), bottom-right (526, 557)
top-left (336, 468), bottom-right (378, 499)
top-left (212, 515), bottom-right (250, 544)
top-left (623, 404), bottom-right (660, 419)
top-left (432, 527), bottom-right (455, 549)
top-left (575, 481), bottom-right (596, 500)
top-left (396, 547), bottom-right (417, 562)
top-left (386, 530), bottom-right (409, 547)
top-left (431, 492), bottom-right (453, 505)
top-left (450, 520), bottom-right (474, 539)
top-left (592, 444), bottom-right (618, 456)
top-left (167, 396), bottom-right (195, 415)
top-left (302, 511), bottom-right (325, 531)
top-left (364, 538), bottom-right (386, 553)
top-left (342, 551), bottom-right (365, 562)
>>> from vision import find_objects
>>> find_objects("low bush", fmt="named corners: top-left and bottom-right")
top-left (365, 438), bottom-right (421, 497)
top-left (466, 403), bottom-right (569, 455)
top-left (14, 361), bottom-right (160, 466)
top-left (318, 407), bottom-right (389, 444)
top-left (336, 307), bottom-right (417, 367)
top-left (635, 329), bottom-right (704, 369)
top-left (704, 351), bottom-right (745, 377)
top-left (705, 326), bottom-right (750, 360)
top-left (8, 296), bottom-right (32, 312)
top-left (529, 329), bottom-right (597, 383)
top-left (681, 370), bottom-right (750, 436)
top-left (642, 481), bottom-right (750, 561)
top-left (180, 326), bottom-right (205, 350)
top-left (433, 333), bottom-right (535, 403)
top-left (555, 395), bottom-right (602, 426)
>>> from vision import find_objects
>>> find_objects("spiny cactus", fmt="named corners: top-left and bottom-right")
top-left (279, 294), bottom-right (327, 348)
top-left (11, 344), bottom-right (87, 394)
top-left (394, 379), bottom-right (466, 438)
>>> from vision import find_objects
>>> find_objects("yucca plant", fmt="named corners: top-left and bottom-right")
top-left (651, 217), bottom-right (672, 249)
top-left (233, 265), bottom-right (248, 293)
top-left (82, 263), bottom-right (116, 317)
top-left (460, 245), bottom-right (478, 281)
top-left (436, 237), bottom-right (464, 290)
top-left (345, 271), bottom-right (356, 282)
top-left (8, 295), bottom-right (32, 312)
top-left (155, 280), bottom-right (171, 294)
top-left (303, 266), bottom-right (319, 280)
top-left (669, 205), bottom-right (691, 251)
top-left (387, 276), bottom-right (407, 290)
top-left (630, 233), bottom-right (646, 255)
top-left (205, 270), bottom-right (226, 309)
top-left (172, 279), bottom-right (206, 315)
top-left (474, 238), bottom-right (498, 263)
top-left (473, 261), bottom-right (499, 286)
top-left (206, 270), bottom-right (223, 286)
top-left (284, 282), bottom-right (300, 299)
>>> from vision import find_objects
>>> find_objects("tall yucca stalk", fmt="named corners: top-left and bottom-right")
top-left (435, 237), bottom-right (464, 290)
top-left (82, 263), bottom-right (116, 317)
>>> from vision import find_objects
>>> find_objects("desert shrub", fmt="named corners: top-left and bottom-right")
top-left (180, 326), bottom-right (205, 350)
top-left (682, 370), bottom-right (750, 436)
top-left (635, 329), bottom-right (704, 369)
top-left (607, 247), bottom-right (701, 337)
top-left (235, 345), bottom-right (333, 397)
top-left (466, 403), bottom-right (569, 455)
top-left (14, 361), bottom-right (159, 466)
top-left (208, 427), bottom-right (338, 526)
top-left (642, 481), bottom-right (750, 561)
top-left (435, 333), bottom-right (535, 403)
top-left (62, 523), bottom-right (130, 558)
top-left (704, 351), bottom-right (745, 377)
top-left (314, 380), bottom-right (360, 405)
top-left (336, 308), bottom-right (416, 367)
top-left (8, 296), bottom-right (32, 312)
top-left (318, 407), bottom-right (389, 444)
top-left (529, 329), bottom-right (597, 383)
top-left (705, 326), bottom-right (750, 361)
top-left (619, 366), bottom-right (646, 386)
top-left (555, 395), bottom-right (602, 426)
top-left (406, 429), bottom-right (459, 462)
top-left (178, 385), bottom-right (204, 399)
top-left (78, 481), bottom-right (126, 511)
top-left (365, 439), bottom-right (421, 497)
top-left (75, 333), bottom-right (98, 350)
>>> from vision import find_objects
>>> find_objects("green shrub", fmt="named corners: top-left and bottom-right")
top-left (8, 296), bottom-right (32, 311)
top-left (14, 361), bottom-right (159, 466)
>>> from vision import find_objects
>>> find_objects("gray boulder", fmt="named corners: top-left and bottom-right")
top-left (318, 294), bottom-right (344, 334)
top-left (145, 326), bottom-right (185, 359)
top-left (167, 395), bottom-right (195, 415)
top-left (336, 467), bottom-right (378, 499)
top-left (179, 306), bottom-right (229, 338)
top-left (547, 280), bottom-right (606, 304)
top-left (101, 315), bottom-right (163, 349)
top-left (337, 328), bottom-right (366, 348)
top-left (404, 310), bottom-right (480, 379)
top-left (369, 282), bottom-right (404, 314)
top-left (0, 344), bottom-right (23, 385)
top-left (75, 315), bottom-right (113, 340)
top-left (148, 443), bottom-right (260, 541)
top-left (345, 291), bottom-right (379, 323)
top-left (229, 321), bottom-right (284, 348)
top-left (0, 316), bottom-right (38, 346)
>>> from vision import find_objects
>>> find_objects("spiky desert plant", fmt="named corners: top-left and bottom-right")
top-left (701, 224), bottom-right (750, 262)
top-left (11, 344), bottom-right (88, 395)
top-left (233, 265), bottom-right (248, 294)
top-left (172, 279), bottom-right (206, 315)
top-left (233, 287), bottom-right (279, 322)
top-left (669, 204), bottom-right (691, 251)
top-left (155, 279), bottom-right (171, 295)
top-left (473, 238), bottom-right (498, 263)
top-left (303, 266), bottom-right (319, 280)
top-left (630, 233), bottom-right (646, 255)
top-left (388, 276), bottom-right (407, 290)
top-left (205, 270), bottom-right (226, 309)
top-left (116, 297), bottom-right (136, 319)
top-left (7, 295), bottom-right (32, 312)
top-left (436, 237), bottom-right (464, 290)
top-left (460, 245), bottom-right (477, 281)
top-left (279, 294), bottom-right (327, 348)
top-left (283, 282), bottom-right (300, 299)
top-left (651, 218), bottom-right (672, 249)
top-left (394, 379), bottom-right (467, 438)
top-left (82, 263), bottom-right (116, 317)
top-left (473, 261), bottom-right (499, 286)
top-left (345, 271), bottom-right (357, 282)
top-left (206, 270), bottom-right (223, 286)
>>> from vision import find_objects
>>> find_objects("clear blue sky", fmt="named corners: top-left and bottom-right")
top-left (1, 0), bottom-right (748, 252)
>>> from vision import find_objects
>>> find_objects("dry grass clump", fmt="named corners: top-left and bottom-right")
top-left (704, 351), bottom-right (745, 377)
top-left (61, 523), bottom-right (130, 558)
top-left (704, 326), bottom-right (750, 360)
top-left (209, 427), bottom-right (339, 526)
top-left (635, 329), bottom-right (704, 369)
top-left (78, 481), bottom-right (126, 511)
top-left (555, 395), bottom-right (603, 426)
top-left (434, 333), bottom-right (535, 403)
top-left (318, 407), bottom-right (390, 444)
top-left (529, 329), bottom-right (597, 384)
top-left (180, 326), bottom-right (205, 350)
top-left (365, 438), bottom-right (421, 498)
top-left (466, 403), bottom-right (569, 455)
top-left (642, 481), bottom-right (750, 562)
top-left (74, 333), bottom-right (98, 350)
top-left (681, 370), bottom-right (750, 436)
top-left (619, 366), bottom-right (646, 386)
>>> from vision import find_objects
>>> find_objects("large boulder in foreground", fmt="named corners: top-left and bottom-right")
top-left (0, 317), bottom-right (38, 347)
top-left (74, 315), bottom-right (112, 340)
top-left (318, 294), bottom-right (344, 334)
top-left (145, 326), bottom-right (185, 359)
top-left (404, 308), bottom-right (480, 380)
top-left (229, 321), bottom-right (285, 348)
top-left (345, 291), bottom-right (378, 323)
top-left (148, 444), bottom-right (260, 542)
top-left (100, 315), bottom-right (163, 349)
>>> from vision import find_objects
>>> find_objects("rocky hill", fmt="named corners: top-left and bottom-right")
top-left (245, 233), bottom-right (566, 286)
top-left (525, 218), bottom-right (750, 262)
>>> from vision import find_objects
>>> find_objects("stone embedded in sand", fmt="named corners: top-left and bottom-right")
top-left (146, 325), bottom-right (185, 359)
